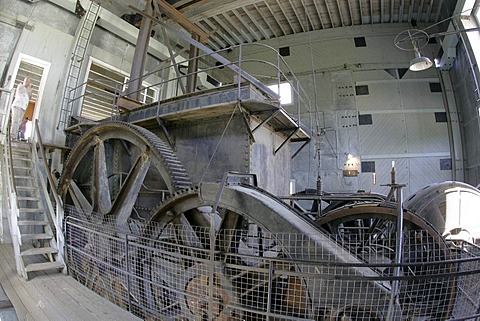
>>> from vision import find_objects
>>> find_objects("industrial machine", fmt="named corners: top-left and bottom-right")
top-left (55, 41), bottom-right (480, 320)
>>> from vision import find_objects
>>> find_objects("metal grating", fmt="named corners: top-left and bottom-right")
top-left (64, 207), bottom-right (480, 321)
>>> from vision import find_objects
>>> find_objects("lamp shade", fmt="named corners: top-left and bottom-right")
top-left (409, 56), bottom-right (433, 71)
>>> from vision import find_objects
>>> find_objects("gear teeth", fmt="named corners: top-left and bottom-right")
top-left (59, 120), bottom-right (193, 198)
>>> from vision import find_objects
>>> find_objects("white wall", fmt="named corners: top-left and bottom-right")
top-left (231, 24), bottom-right (456, 197)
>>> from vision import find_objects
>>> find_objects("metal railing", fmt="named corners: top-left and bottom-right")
top-left (64, 207), bottom-right (480, 321)
top-left (0, 87), bottom-right (12, 135)
top-left (32, 121), bottom-right (65, 271)
top-left (1, 117), bottom-right (23, 274)
top-left (64, 42), bottom-right (313, 130)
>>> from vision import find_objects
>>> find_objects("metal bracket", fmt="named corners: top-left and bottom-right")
top-left (252, 110), bottom-right (281, 134)
top-left (237, 101), bottom-right (255, 143)
top-left (274, 127), bottom-right (299, 155)
top-left (156, 117), bottom-right (175, 150)
top-left (291, 138), bottom-right (311, 159)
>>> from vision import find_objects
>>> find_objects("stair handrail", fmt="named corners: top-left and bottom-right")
top-left (2, 117), bottom-right (24, 275)
top-left (31, 120), bottom-right (65, 271)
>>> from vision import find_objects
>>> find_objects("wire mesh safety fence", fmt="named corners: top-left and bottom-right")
top-left (64, 210), bottom-right (480, 321)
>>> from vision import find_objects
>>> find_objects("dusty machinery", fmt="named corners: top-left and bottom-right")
top-left (57, 80), bottom-right (479, 320)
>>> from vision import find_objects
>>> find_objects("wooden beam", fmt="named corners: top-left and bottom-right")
top-left (265, 2), bottom-right (288, 36)
top-left (155, 0), bottom-right (209, 44)
top-left (324, 0), bottom-right (334, 28)
top-left (289, 1), bottom-right (307, 32)
top-left (232, 9), bottom-right (260, 42)
top-left (347, 0), bottom-right (354, 25)
top-left (242, 6), bottom-right (270, 39)
top-left (179, 0), bottom-right (266, 22)
top-left (276, 0), bottom-right (296, 33)
top-left (311, 0), bottom-right (326, 29)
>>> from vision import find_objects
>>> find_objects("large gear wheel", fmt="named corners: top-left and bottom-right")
top-left (135, 183), bottom-right (401, 320)
top-left (58, 120), bottom-right (192, 224)
top-left (315, 202), bottom-right (456, 320)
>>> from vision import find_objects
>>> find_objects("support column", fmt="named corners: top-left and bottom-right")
top-left (127, 0), bottom-right (154, 101)
top-left (186, 34), bottom-right (200, 93)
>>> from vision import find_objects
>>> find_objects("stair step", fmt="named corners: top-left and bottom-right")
top-left (21, 233), bottom-right (52, 241)
top-left (13, 166), bottom-right (32, 170)
top-left (13, 176), bottom-right (33, 180)
top-left (18, 220), bottom-right (48, 226)
top-left (19, 208), bottom-right (43, 213)
top-left (25, 261), bottom-right (64, 273)
top-left (21, 247), bottom-right (58, 256)
top-left (12, 155), bottom-right (32, 162)
top-left (11, 152), bottom-right (30, 156)
top-left (16, 186), bottom-right (37, 191)
top-left (17, 196), bottom-right (40, 201)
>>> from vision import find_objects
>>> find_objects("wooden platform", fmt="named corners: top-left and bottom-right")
top-left (0, 244), bottom-right (141, 321)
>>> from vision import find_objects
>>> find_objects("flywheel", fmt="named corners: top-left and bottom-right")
top-left (58, 120), bottom-right (192, 224)
top-left (315, 202), bottom-right (456, 321)
top-left (134, 183), bottom-right (401, 320)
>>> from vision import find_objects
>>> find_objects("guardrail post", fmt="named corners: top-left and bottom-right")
top-left (126, 234), bottom-right (132, 312)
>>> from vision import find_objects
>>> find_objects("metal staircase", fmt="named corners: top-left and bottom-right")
top-left (9, 140), bottom-right (64, 280)
top-left (57, 1), bottom-right (100, 130)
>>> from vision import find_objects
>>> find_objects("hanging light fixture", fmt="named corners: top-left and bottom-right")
top-left (409, 55), bottom-right (433, 71)
top-left (409, 34), bottom-right (433, 71)
top-left (395, 29), bottom-right (433, 72)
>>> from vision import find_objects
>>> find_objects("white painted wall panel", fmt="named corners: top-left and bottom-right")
top-left (408, 158), bottom-right (452, 197)
top-left (405, 113), bottom-right (449, 153)
top-left (356, 82), bottom-right (401, 111)
top-left (401, 82), bottom-right (444, 110)
top-left (359, 113), bottom-right (407, 155)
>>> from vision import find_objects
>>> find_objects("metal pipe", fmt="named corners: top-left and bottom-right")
top-left (386, 184), bottom-right (404, 320)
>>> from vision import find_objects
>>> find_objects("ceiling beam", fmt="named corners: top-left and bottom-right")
top-left (289, 1), bottom-right (307, 32)
top-left (254, 3), bottom-right (281, 37)
top-left (336, 0), bottom-right (345, 27)
top-left (399, 0), bottom-right (405, 22)
top-left (426, 0), bottom-right (434, 21)
top-left (359, 0), bottom-right (365, 24)
top-left (202, 18), bottom-right (234, 47)
top-left (370, 0), bottom-right (373, 24)
top-left (408, 0), bottom-right (414, 23)
top-left (232, 9), bottom-right (260, 42)
top-left (434, 0), bottom-right (443, 22)
top-left (264, 2), bottom-right (288, 36)
top-left (241, 6), bottom-right (270, 40)
top-left (155, 0), bottom-right (209, 43)
top-left (390, 0), bottom-right (394, 22)
top-left (197, 20), bottom-right (227, 49)
top-left (276, 0), bottom-right (297, 33)
top-left (323, 0), bottom-right (335, 28)
top-left (381, 0), bottom-right (384, 23)
top-left (418, 0), bottom-right (425, 22)
top-left (212, 15), bottom-right (243, 44)
top-left (299, 0), bottom-right (315, 30)
top-left (347, 0), bottom-right (354, 25)
top-left (180, 0), bottom-right (266, 23)
top-left (311, 0), bottom-right (325, 29)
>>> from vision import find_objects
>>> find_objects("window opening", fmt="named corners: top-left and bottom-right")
top-left (268, 82), bottom-right (292, 105)
top-left (81, 61), bottom-right (158, 121)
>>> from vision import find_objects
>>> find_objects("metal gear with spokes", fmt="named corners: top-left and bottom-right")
top-left (315, 202), bottom-right (455, 320)
top-left (135, 183), bottom-right (400, 320)
top-left (58, 120), bottom-right (192, 225)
